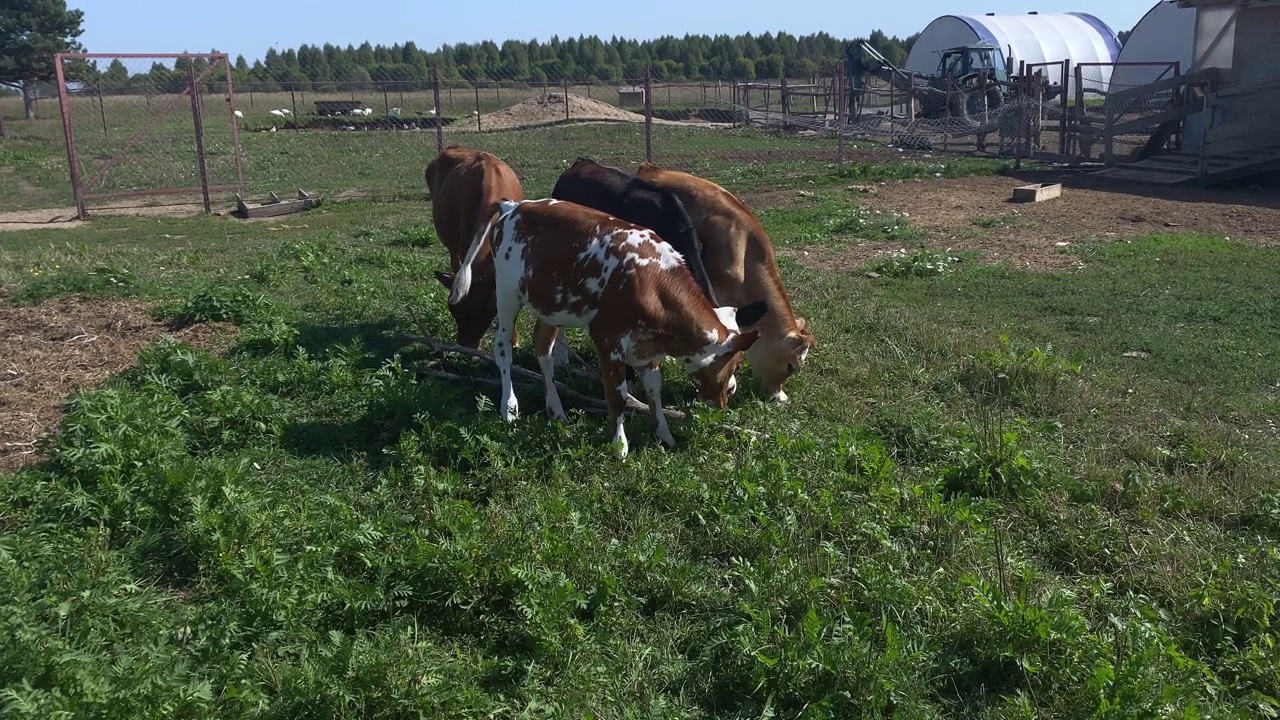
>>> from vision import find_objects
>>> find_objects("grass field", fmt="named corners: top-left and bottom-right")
top-left (0, 102), bottom-right (999, 214)
top-left (1, 133), bottom-right (1278, 717)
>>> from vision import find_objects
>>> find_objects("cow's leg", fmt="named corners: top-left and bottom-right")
top-left (621, 365), bottom-right (643, 407)
top-left (491, 315), bottom-right (521, 349)
top-left (551, 326), bottom-right (570, 367)
top-left (493, 294), bottom-right (522, 422)
top-left (597, 352), bottom-right (630, 459)
top-left (534, 322), bottom-right (567, 422)
top-left (639, 363), bottom-right (676, 448)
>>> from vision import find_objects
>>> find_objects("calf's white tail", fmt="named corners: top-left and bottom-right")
top-left (448, 199), bottom-right (521, 305)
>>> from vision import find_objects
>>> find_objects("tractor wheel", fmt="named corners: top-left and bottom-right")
top-left (986, 87), bottom-right (1004, 113)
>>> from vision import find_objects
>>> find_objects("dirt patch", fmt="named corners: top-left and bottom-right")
top-left (0, 166), bottom-right (42, 199)
top-left (0, 196), bottom-right (233, 232)
top-left (0, 296), bottom-right (236, 471)
top-left (0, 207), bottom-right (85, 232)
top-left (779, 175), bottom-right (1280, 272)
top-left (461, 93), bottom-right (695, 132)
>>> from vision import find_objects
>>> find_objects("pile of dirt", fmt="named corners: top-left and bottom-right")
top-left (470, 93), bottom-right (686, 131)
top-left (0, 296), bottom-right (234, 471)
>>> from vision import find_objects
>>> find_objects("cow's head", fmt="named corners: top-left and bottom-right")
top-left (435, 270), bottom-right (496, 349)
top-left (684, 300), bottom-right (768, 408)
top-left (746, 316), bottom-right (816, 403)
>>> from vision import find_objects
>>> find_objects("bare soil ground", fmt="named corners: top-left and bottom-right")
top-left (763, 174), bottom-right (1280, 273)
top-left (0, 296), bottom-right (234, 471)
top-left (0, 194), bottom-right (226, 232)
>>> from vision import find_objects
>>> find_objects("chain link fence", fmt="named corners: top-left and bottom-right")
top-left (1072, 61), bottom-right (1181, 163)
top-left (6, 56), bottom-right (1193, 217)
top-left (49, 53), bottom-right (244, 218)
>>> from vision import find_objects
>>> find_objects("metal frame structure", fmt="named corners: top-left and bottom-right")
top-left (53, 52), bottom-right (245, 220)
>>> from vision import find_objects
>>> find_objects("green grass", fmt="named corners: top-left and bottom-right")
top-left (972, 211), bottom-right (1022, 229)
top-left (2, 172), bottom-right (1279, 718)
top-left (0, 89), bottom-right (1011, 212)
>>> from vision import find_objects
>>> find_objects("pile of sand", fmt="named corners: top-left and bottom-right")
top-left (469, 93), bottom-right (686, 131)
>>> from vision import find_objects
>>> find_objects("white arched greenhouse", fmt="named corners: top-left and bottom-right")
top-left (904, 12), bottom-right (1122, 97)
top-left (1110, 1), bottom-right (1197, 91)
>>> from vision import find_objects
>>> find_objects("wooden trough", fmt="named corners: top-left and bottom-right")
top-left (1012, 182), bottom-right (1062, 203)
top-left (233, 189), bottom-right (318, 219)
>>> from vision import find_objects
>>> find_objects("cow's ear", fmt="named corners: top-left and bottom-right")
top-left (436, 271), bottom-right (455, 289)
top-left (728, 329), bottom-right (760, 353)
top-left (735, 300), bottom-right (769, 328)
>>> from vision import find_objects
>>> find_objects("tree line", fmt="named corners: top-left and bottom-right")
top-left (80, 30), bottom-right (920, 95)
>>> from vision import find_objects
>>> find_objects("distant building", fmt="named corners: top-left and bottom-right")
top-left (616, 86), bottom-right (645, 106)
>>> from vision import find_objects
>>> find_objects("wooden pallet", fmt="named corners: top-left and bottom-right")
top-left (1091, 145), bottom-right (1280, 187)
top-left (233, 189), bottom-right (318, 219)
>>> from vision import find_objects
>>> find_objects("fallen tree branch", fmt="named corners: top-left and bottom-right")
top-left (419, 368), bottom-right (764, 442)
top-left (406, 333), bottom-right (768, 443)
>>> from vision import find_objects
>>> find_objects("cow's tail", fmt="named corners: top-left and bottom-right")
top-left (448, 199), bottom-right (518, 305)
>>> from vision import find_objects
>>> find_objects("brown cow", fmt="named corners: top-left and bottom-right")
top-left (634, 163), bottom-right (815, 402)
top-left (426, 146), bottom-right (564, 359)
top-left (447, 197), bottom-right (767, 458)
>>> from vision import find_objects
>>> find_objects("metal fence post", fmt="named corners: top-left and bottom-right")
top-left (432, 65), bottom-right (444, 153)
top-left (643, 66), bottom-right (654, 164)
top-left (474, 81), bottom-right (482, 131)
top-left (836, 60), bottom-right (845, 167)
top-left (1060, 61), bottom-right (1069, 156)
top-left (564, 76), bottom-right (570, 122)
top-left (223, 56), bottom-right (246, 191)
top-left (186, 65), bottom-right (213, 214)
top-left (54, 54), bottom-right (88, 220)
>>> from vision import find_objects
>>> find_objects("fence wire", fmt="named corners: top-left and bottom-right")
top-left (4, 57), bottom-right (1192, 215)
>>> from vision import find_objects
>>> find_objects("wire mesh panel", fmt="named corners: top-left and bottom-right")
top-left (1074, 62), bottom-right (1180, 164)
top-left (54, 53), bottom-right (244, 218)
top-left (42, 56), bottom-right (1052, 215)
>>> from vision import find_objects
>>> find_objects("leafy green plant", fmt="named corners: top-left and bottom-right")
top-left (956, 335), bottom-right (1083, 412)
top-left (805, 205), bottom-right (917, 244)
top-left (870, 248), bottom-right (961, 278)
top-left (166, 284), bottom-right (276, 328)
top-left (14, 262), bottom-right (136, 302)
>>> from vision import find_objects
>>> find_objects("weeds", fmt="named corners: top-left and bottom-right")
top-left (870, 247), bottom-right (962, 278)
top-left (166, 284), bottom-right (277, 328)
top-left (956, 334), bottom-right (1083, 412)
top-left (0, 198), bottom-right (1277, 718)
top-left (831, 157), bottom-right (1010, 182)
top-left (972, 211), bottom-right (1022, 229)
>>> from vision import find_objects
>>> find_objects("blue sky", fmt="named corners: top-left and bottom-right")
top-left (70, 0), bottom-right (1152, 64)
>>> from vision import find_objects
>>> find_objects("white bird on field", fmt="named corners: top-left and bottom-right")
top-left (268, 109), bottom-right (285, 117)
top-left (233, 109), bottom-right (243, 119)
top-left (362, 107), bottom-right (373, 116)
top-left (280, 108), bottom-right (293, 115)
top-left (389, 107), bottom-right (401, 116)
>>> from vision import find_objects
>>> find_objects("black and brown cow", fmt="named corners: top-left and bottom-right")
top-left (551, 157), bottom-right (719, 306)
top-left (635, 162), bottom-right (816, 402)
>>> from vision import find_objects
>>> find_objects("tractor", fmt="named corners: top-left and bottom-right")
top-left (846, 41), bottom-right (1058, 123)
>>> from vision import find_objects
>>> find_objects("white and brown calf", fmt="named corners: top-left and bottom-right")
top-left (447, 197), bottom-right (768, 458)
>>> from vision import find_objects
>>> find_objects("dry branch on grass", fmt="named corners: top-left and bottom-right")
top-left (403, 332), bottom-right (767, 442)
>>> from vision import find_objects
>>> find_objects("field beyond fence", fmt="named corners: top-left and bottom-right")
top-left (0, 52), bottom-right (1167, 218)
